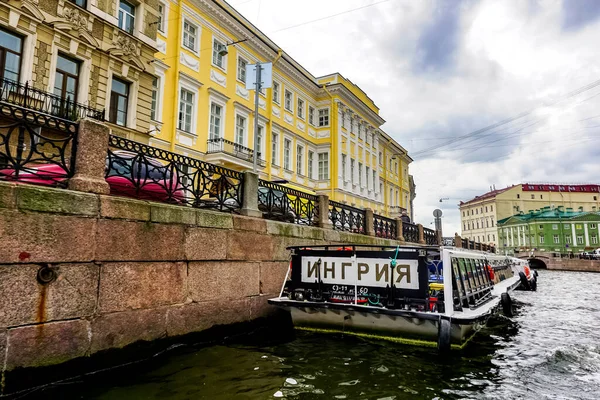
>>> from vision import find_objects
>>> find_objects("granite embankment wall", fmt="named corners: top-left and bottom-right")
top-left (516, 252), bottom-right (600, 272)
top-left (0, 181), bottom-right (403, 374)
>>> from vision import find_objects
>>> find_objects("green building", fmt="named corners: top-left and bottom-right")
top-left (497, 206), bottom-right (600, 255)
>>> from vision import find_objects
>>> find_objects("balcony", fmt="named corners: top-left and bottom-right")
top-left (389, 205), bottom-right (408, 218)
top-left (206, 137), bottom-right (265, 169)
top-left (0, 78), bottom-right (105, 122)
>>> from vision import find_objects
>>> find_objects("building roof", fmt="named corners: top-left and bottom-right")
top-left (460, 186), bottom-right (514, 206)
top-left (497, 207), bottom-right (598, 225)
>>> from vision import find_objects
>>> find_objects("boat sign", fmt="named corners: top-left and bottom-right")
top-left (300, 256), bottom-right (420, 290)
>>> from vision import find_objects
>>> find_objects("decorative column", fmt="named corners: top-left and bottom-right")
top-left (365, 208), bottom-right (374, 236)
top-left (318, 194), bottom-right (331, 229)
top-left (396, 218), bottom-right (405, 242)
top-left (240, 171), bottom-right (262, 218)
top-left (68, 119), bottom-right (111, 194)
top-left (417, 223), bottom-right (426, 244)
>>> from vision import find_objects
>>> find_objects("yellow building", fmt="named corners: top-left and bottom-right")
top-left (149, 0), bottom-right (413, 217)
top-left (460, 183), bottom-right (600, 246)
top-left (0, 0), bottom-right (159, 141)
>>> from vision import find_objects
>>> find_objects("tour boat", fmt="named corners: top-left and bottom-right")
top-left (268, 245), bottom-right (527, 352)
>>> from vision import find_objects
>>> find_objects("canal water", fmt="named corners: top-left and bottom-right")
top-left (17, 270), bottom-right (600, 399)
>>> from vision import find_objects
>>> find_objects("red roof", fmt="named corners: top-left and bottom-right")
top-left (460, 186), bottom-right (513, 206)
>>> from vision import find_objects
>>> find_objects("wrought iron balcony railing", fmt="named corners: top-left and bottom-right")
top-left (0, 78), bottom-right (105, 122)
top-left (206, 137), bottom-right (265, 166)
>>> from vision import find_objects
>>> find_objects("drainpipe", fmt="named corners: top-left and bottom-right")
top-left (170, 3), bottom-right (183, 153)
top-left (266, 49), bottom-right (283, 181)
top-left (322, 84), bottom-right (336, 199)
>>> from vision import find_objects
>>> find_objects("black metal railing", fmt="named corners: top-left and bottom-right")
top-left (0, 112), bottom-right (77, 186)
top-left (329, 201), bottom-right (366, 234)
top-left (423, 227), bottom-right (437, 245)
top-left (107, 135), bottom-right (244, 211)
top-left (0, 78), bottom-right (104, 122)
top-left (442, 237), bottom-right (455, 247)
top-left (374, 213), bottom-right (397, 239)
top-left (207, 137), bottom-right (264, 166)
top-left (402, 222), bottom-right (419, 243)
top-left (257, 179), bottom-right (318, 225)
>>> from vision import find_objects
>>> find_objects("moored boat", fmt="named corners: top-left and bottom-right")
top-left (268, 244), bottom-right (528, 352)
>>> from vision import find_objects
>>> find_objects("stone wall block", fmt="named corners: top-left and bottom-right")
top-left (188, 261), bottom-right (260, 302)
top-left (260, 261), bottom-right (289, 295)
top-left (99, 262), bottom-right (186, 313)
top-left (95, 219), bottom-right (185, 261)
top-left (100, 195), bottom-right (151, 221)
top-left (90, 308), bottom-right (168, 354)
top-left (0, 329), bottom-right (6, 372)
top-left (166, 299), bottom-right (250, 337)
top-left (5, 319), bottom-right (90, 370)
top-left (150, 203), bottom-right (196, 225)
top-left (0, 263), bottom-right (98, 327)
top-left (266, 220), bottom-right (324, 240)
top-left (196, 209), bottom-right (234, 229)
top-left (16, 185), bottom-right (98, 216)
top-left (0, 211), bottom-right (96, 263)
top-left (249, 295), bottom-right (279, 319)
top-left (227, 231), bottom-right (274, 261)
top-left (0, 182), bottom-right (16, 209)
top-left (184, 227), bottom-right (227, 261)
top-left (233, 214), bottom-right (267, 232)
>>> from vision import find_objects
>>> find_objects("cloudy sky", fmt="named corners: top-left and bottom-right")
top-left (230, 0), bottom-right (600, 236)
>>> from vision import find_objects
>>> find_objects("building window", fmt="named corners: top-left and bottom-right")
top-left (271, 132), bottom-right (279, 165)
top-left (372, 170), bottom-right (376, 191)
top-left (296, 145), bottom-right (304, 175)
top-left (539, 225), bottom-right (543, 230)
top-left (517, 194), bottom-right (520, 199)
top-left (297, 98), bottom-right (305, 119)
top-left (342, 154), bottom-right (347, 182)
top-left (552, 224), bottom-right (558, 230)
top-left (308, 106), bottom-right (315, 125)
top-left (109, 77), bottom-right (129, 126)
top-left (350, 159), bottom-right (355, 185)
top-left (177, 88), bottom-right (194, 133)
top-left (209, 102), bottom-right (222, 139)
top-left (486, 219), bottom-right (489, 228)
top-left (493, 234), bottom-right (495, 241)
top-left (485, 206), bottom-right (488, 212)
top-left (577, 235), bottom-right (584, 245)
top-left (183, 21), bottom-right (198, 52)
top-left (564, 223), bottom-right (570, 229)
top-left (272, 81), bottom-right (280, 104)
top-left (540, 195), bottom-right (543, 199)
top-left (591, 224), bottom-right (597, 229)
top-left (592, 235), bottom-right (598, 244)
top-left (283, 138), bottom-right (291, 170)
top-left (256, 126), bottom-right (263, 159)
top-left (53, 54), bottom-right (80, 117)
top-left (366, 166), bottom-right (370, 190)
top-left (70, 0), bottom-right (87, 7)
top-left (237, 57), bottom-right (247, 83)
top-left (491, 205), bottom-right (493, 211)
top-left (318, 153), bottom-right (329, 180)
top-left (212, 39), bottom-right (226, 69)
top-left (318, 109), bottom-right (329, 126)
top-left (379, 152), bottom-right (383, 166)
top-left (358, 163), bottom-right (363, 187)
top-left (118, 1), bottom-right (135, 34)
top-left (0, 28), bottom-right (22, 82)
top-left (566, 235), bottom-right (572, 244)
top-left (553, 234), bottom-right (560, 244)
top-left (464, 223), bottom-right (466, 231)
top-left (576, 224), bottom-right (583, 230)
top-left (157, 2), bottom-right (165, 33)
top-left (284, 90), bottom-right (293, 112)
top-left (150, 77), bottom-right (159, 121)
top-left (308, 150), bottom-right (314, 179)
top-left (531, 194), bottom-right (535, 199)
top-left (234, 115), bottom-right (247, 145)
top-left (539, 235), bottom-right (544, 244)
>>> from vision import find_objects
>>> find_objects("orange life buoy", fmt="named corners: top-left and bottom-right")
top-left (487, 265), bottom-right (495, 281)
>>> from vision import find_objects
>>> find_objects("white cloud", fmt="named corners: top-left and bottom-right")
top-left (231, 0), bottom-right (600, 236)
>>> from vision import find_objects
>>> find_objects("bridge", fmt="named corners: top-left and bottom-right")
top-left (514, 251), bottom-right (600, 272)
